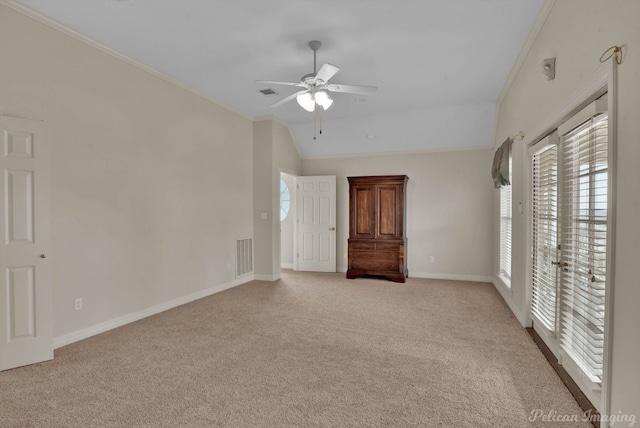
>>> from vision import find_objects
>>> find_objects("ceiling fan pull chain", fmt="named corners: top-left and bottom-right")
top-left (313, 86), bottom-right (318, 140)
top-left (313, 93), bottom-right (317, 140)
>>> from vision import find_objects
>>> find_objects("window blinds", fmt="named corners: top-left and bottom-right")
top-left (559, 113), bottom-right (608, 385)
top-left (500, 183), bottom-right (512, 280)
top-left (531, 145), bottom-right (558, 332)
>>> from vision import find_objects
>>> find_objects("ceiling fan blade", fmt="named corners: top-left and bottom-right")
top-left (270, 90), bottom-right (309, 108)
top-left (256, 80), bottom-right (306, 88)
top-left (315, 63), bottom-right (340, 83)
top-left (326, 83), bottom-right (378, 95)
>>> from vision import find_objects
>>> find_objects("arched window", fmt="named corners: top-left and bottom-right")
top-left (280, 179), bottom-right (290, 221)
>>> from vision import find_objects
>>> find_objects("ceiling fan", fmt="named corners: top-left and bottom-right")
top-left (257, 40), bottom-right (378, 112)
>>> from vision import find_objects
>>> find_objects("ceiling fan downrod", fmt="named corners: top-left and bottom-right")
top-left (308, 40), bottom-right (322, 75)
top-left (309, 41), bottom-right (323, 140)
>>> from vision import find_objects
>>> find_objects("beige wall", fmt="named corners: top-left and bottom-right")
top-left (272, 121), bottom-right (302, 274)
top-left (303, 148), bottom-right (494, 280)
top-left (252, 120), bottom-right (274, 279)
top-left (253, 119), bottom-right (301, 279)
top-left (493, 0), bottom-right (640, 418)
top-left (0, 5), bottom-right (254, 338)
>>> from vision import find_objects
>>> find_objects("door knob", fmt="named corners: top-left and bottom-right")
top-left (40, 254), bottom-right (46, 259)
top-left (328, 227), bottom-right (336, 231)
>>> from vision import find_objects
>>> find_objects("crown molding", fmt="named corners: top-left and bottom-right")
top-left (302, 144), bottom-right (493, 161)
top-left (0, 0), bottom-right (253, 122)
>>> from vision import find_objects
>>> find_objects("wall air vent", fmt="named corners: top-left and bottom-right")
top-left (258, 88), bottom-right (278, 96)
top-left (236, 237), bottom-right (253, 278)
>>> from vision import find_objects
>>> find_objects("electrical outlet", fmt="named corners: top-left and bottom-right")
top-left (429, 256), bottom-right (435, 263)
top-left (74, 298), bottom-right (83, 311)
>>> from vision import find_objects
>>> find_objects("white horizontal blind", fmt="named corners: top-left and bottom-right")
top-left (560, 113), bottom-right (608, 385)
top-left (531, 145), bottom-right (558, 331)
top-left (500, 183), bottom-right (512, 281)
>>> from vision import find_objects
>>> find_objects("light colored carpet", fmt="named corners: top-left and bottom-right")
top-left (1, 271), bottom-right (591, 427)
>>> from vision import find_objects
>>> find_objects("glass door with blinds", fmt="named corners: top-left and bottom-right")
top-left (559, 107), bottom-right (609, 389)
top-left (530, 134), bottom-right (559, 333)
top-left (529, 95), bottom-right (610, 409)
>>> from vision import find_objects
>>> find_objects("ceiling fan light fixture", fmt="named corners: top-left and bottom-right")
top-left (296, 92), bottom-right (315, 112)
top-left (296, 91), bottom-right (333, 112)
top-left (315, 91), bottom-right (333, 110)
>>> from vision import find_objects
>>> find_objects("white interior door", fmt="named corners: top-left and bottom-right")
top-left (0, 117), bottom-right (52, 371)
top-left (295, 176), bottom-right (336, 272)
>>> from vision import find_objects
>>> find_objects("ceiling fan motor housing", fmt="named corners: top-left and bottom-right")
top-left (308, 40), bottom-right (322, 51)
top-left (301, 73), bottom-right (320, 86)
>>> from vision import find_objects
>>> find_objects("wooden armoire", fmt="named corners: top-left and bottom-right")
top-left (346, 175), bottom-right (408, 283)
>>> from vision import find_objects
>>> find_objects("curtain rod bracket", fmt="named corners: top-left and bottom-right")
top-left (600, 45), bottom-right (623, 64)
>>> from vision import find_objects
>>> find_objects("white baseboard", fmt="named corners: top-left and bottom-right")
top-left (492, 277), bottom-right (529, 327)
top-left (410, 272), bottom-right (494, 283)
top-left (336, 268), bottom-right (490, 282)
top-left (53, 275), bottom-right (254, 349)
top-left (253, 273), bottom-right (281, 281)
top-left (281, 263), bottom-right (294, 270)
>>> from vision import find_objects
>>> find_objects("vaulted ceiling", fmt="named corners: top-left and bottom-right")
top-left (18, 0), bottom-right (545, 158)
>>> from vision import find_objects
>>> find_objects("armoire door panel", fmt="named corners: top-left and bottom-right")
top-left (377, 186), bottom-right (398, 239)
top-left (352, 185), bottom-right (374, 239)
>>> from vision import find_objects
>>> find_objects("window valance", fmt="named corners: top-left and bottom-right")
top-left (492, 137), bottom-right (512, 188)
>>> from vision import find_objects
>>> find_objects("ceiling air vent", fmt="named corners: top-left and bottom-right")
top-left (259, 88), bottom-right (278, 96)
